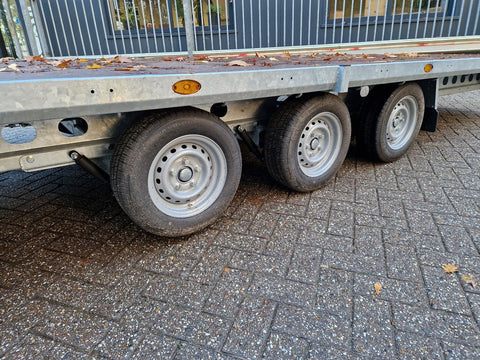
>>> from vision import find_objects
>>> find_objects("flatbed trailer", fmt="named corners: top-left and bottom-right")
top-left (1, 49), bottom-right (480, 236)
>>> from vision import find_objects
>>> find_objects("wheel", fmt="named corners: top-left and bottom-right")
top-left (357, 83), bottom-right (425, 162)
top-left (264, 94), bottom-right (352, 192)
top-left (110, 109), bottom-right (242, 237)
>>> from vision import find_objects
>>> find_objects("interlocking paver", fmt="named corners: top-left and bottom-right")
top-left (1, 91), bottom-right (480, 358)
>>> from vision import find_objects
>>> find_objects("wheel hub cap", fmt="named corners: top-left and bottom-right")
top-left (178, 167), bottom-right (194, 182)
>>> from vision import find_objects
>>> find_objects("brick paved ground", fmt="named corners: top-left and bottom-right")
top-left (0, 91), bottom-right (480, 359)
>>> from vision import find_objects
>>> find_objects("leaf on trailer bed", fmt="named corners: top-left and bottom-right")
top-left (77, 59), bottom-right (88, 63)
top-left (442, 263), bottom-right (459, 274)
top-left (25, 55), bottom-right (47, 62)
top-left (0, 63), bottom-right (20, 72)
top-left (57, 59), bottom-right (73, 68)
top-left (86, 63), bottom-right (103, 69)
top-left (374, 282), bottom-right (382, 295)
top-left (227, 60), bottom-right (251, 67)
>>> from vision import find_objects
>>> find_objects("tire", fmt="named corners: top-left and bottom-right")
top-left (358, 83), bottom-right (425, 162)
top-left (264, 94), bottom-right (352, 192)
top-left (110, 109), bottom-right (242, 237)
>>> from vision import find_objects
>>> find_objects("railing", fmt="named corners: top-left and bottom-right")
top-left (1, 0), bottom-right (479, 58)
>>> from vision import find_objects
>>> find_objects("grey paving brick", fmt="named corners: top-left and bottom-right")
top-left (248, 274), bottom-right (316, 307)
top-left (322, 249), bottom-right (386, 277)
top-left (262, 332), bottom-right (309, 359)
top-left (353, 274), bottom-right (428, 307)
top-left (392, 302), bottom-right (480, 343)
top-left (316, 269), bottom-right (354, 317)
top-left (354, 226), bottom-right (383, 258)
top-left (132, 334), bottom-right (179, 359)
top-left (442, 341), bottom-right (480, 360)
top-left (229, 250), bottom-right (288, 277)
top-left (308, 344), bottom-right (363, 360)
top-left (327, 209), bottom-right (354, 238)
top-left (406, 209), bottom-right (439, 235)
top-left (94, 323), bottom-right (145, 359)
top-left (385, 243), bottom-right (423, 282)
top-left (203, 268), bottom-right (251, 318)
top-left (422, 265), bottom-right (471, 315)
top-left (272, 304), bottom-right (351, 350)
top-left (466, 292), bottom-right (480, 326)
top-left (438, 224), bottom-right (478, 255)
top-left (395, 331), bottom-right (442, 360)
top-left (212, 232), bottom-right (267, 253)
top-left (352, 296), bottom-right (395, 358)
top-left (222, 296), bottom-right (276, 358)
top-left (287, 245), bottom-right (323, 284)
top-left (187, 246), bottom-right (234, 285)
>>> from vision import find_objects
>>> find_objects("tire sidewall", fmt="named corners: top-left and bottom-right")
top-left (376, 83), bottom-right (425, 162)
top-left (115, 112), bottom-right (241, 236)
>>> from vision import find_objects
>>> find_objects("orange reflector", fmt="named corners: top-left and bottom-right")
top-left (424, 64), bottom-right (433, 73)
top-left (172, 80), bottom-right (201, 95)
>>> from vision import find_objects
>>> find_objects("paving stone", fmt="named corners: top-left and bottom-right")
top-left (322, 249), bottom-right (386, 277)
top-left (395, 331), bottom-right (442, 360)
top-left (308, 344), bottom-right (363, 360)
top-left (203, 268), bottom-right (251, 318)
top-left (466, 292), bottom-right (480, 325)
top-left (438, 224), bottom-right (478, 255)
top-left (174, 343), bottom-right (238, 360)
top-left (392, 302), bottom-right (480, 343)
top-left (287, 245), bottom-right (323, 284)
top-left (223, 296), bottom-right (276, 358)
top-left (316, 269), bottom-right (354, 317)
top-left (248, 273), bottom-right (316, 307)
top-left (422, 265), bottom-right (471, 315)
top-left (262, 332), bottom-right (309, 359)
top-left (385, 243), bottom-right (423, 282)
top-left (352, 296), bottom-right (395, 358)
top-left (187, 246), bottom-right (234, 285)
top-left (212, 232), bottom-right (267, 253)
top-left (229, 250), bottom-right (288, 277)
top-left (272, 304), bottom-right (351, 350)
top-left (442, 341), bottom-right (480, 360)
top-left (327, 209), bottom-right (354, 238)
top-left (353, 273), bottom-right (428, 307)
top-left (132, 334), bottom-right (179, 359)
top-left (94, 323), bottom-right (145, 359)
top-left (354, 225), bottom-right (383, 257)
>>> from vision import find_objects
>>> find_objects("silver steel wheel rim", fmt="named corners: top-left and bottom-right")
top-left (297, 112), bottom-right (343, 177)
top-left (147, 134), bottom-right (227, 218)
top-left (386, 95), bottom-right (418, 150)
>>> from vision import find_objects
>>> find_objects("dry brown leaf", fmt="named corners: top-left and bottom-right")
top-left (77, 59), bottom-right (88, 63)
top-left (25, 55), bottom-right (46, 62)
top-left (462, 274), bottom-right (478, 288)
top-left (87, 63), bottom-right (103, 69)
top-left (374, 282), bottom-right (382, 295)
top-left (442, 263), bottom-right (459, 274)
top-left (57, 59), bottom-right (73, 68)
top-left (224, 267), bottom-right (231, 273)
top-left (227, 60), bottom-right (251, 67)
top-left (282, 51), bottom-right (291, 57)
top-left (255, 52), bottom-right (266, 58)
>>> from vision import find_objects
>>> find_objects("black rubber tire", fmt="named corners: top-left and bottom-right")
top-left (110, 109), bottom-right (242, 237)
top-left (264, 94), bottom-right (352, 192)
top-left (357, 83), bottom-right (425, 162)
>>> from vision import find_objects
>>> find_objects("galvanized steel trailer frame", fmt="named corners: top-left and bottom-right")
top-left (1, 55), bottom-right (480, 173)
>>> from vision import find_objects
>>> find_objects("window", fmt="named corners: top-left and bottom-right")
top-left (109, 0), bottom-right (230, 31)
top-left (329, 0), bottom-right (443, 19)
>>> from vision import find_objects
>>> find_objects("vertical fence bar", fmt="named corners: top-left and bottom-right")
top-left (198, 0), bottom-right (205, 50)
top-left (406, 0), bottom-right (415, 38)
top-left (348, 0), bottom-right (354, 42)
top-left (299, 0), bottom-right (303, 45)
top-left (44, 0), bottom-right (63, 55)
top-left (431, 0), bottom-right (440, 37)
top-left (30, 0), bottom-right (51, 56)
top-left (439, 0), bottom-right (447, 36)
top-left (258, 0), bottom-right (261, 48)
top-left (215, 0), bottom-right (221, 49)
top-left (447, 0), bottom-right (457, 36)
top-left (398, 0), bottom-right (406, 39)
top-left (462, 0), bottom-right (473, 35)
top-left (1, 0), bottom-right (22, 57)
top-left (17, 0), bottom-right (39, 55)
top-left (356, 0), bottom-right (363, 42)
top-left (147, 0), bottom-right (158, 53)
top-left (390, 0), bottom-right (397, 40)
top-left (422, 0), bottom-right (431, 38)
top-left (340, 0), bottom-right (345, 42)
top-left (225, 0), bottom-right (230, 49)
top-left (157, 0), bottom-right (169, 52)
top-left (290, 0), bottom-right (294, 45)
top-left (455, 0), bottom-right (465, 36)
top-left (249, 0), bottom-right (253, 47)
top-left (140, 0), bottom-right (151, 53)
top-left (285, 0), bottom-right (288, 46)
top-left (473, 1), bottom-right (480, 35)
top-left (382, 0), bottom-right (389, 40)
top-left (79, 0), bottom-right (95, 54)
top-left (307, 0), bottom-right (312, 45)
top-left (233, 0), bottom-right (238, 49)
top-left (316, 0), bottom-right (321, 44)
top-left (373, 0), bottom-right (380, 41)
top-left (131, 0), bottom-right (143, 53)
top-left (88, 0), bottom-right (103, 54)
top-left (65, 1), bottom-right (79, 56)
top-left (365, 0), bottom-right (371, 41)
top-left (189, 0), bottom-right (197, 51)
top-left (414, 0), bottom-right (421, 38)
top-left (275, 0), bottom-right (278, 46)
top-left (71, 0), bottom-right (86, 54)
top-left (181, 0), bottom-right (194, 55)
top-left (113, 0), bottom-right (126, 53)
top-left (332, 0), bottom-right (337, 43)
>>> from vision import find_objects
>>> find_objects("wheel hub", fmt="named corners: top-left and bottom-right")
top-left (297, 112), bottom-right (342, 177)
top-left (386, 96), bottom-right (418, 150)
top-left (148, 135), bottom-right (227, 218)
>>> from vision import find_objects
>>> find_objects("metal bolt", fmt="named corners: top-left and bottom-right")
top-left (174, 182), bottom-right (181, 190)
top-left (189, 181), bottom-right (195, 187)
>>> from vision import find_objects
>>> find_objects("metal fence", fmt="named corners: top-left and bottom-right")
top-left (2, 0), bottom-right (480, 58)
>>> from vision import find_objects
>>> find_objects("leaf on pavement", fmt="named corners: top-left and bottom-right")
top-left (442, 263), bottom-right (459, 274)
top-left (374, 282), bottom-right (382, 295)
top-left (462, 274), bottom-right (478, 288)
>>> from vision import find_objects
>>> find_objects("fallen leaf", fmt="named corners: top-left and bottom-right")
top-left (282, 51), bottom-right (291, 57)
top-left (442, 263), bottom-right (459, 274)
top-left (87, 63), bottom-right (103, 69)
top-left (269, 57), bottom-right (278, 61)
top-left (77, 59), bottom-right (88, 63)
top-left (25, 55), bottom-right (46, 62)
top-left (227, 60), bottom-right (251, 67)
top-left (255, 52), bottom-right (266, 58)
top-left (57, 59), bottom-right (72, 68)
top-left (374, 282), bottom-right (382, 295)
top-left (462, 274), bottom-right (478, 288)
top-left (223, 267), bottom-right (231, 273)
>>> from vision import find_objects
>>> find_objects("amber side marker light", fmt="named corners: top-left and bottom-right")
top-left (173, 80), bottom-right (201, 95)
top-left (424, 64), bottom-right (434, 73)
